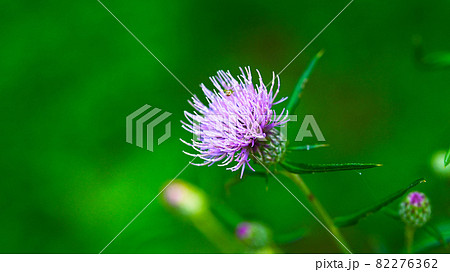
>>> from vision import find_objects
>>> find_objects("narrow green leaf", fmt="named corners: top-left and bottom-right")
top-left (287, 143), bottom-right (329, 151)
top-left (334, 178), bottom-right (427, 227)
top-left (414, 37), bottom-right (450, 69)
top-left (413, 220), bottom-right (450, 252)
top-left (424, 224), bottom-right (448, 247)
top-left (286, 50), bottom-right (324, 114)
top-left (422, 52), bottom-right (450, 69)
top-left (273, 228), bottom-right (308, 244)
top-left (382, 208), bottom-right (400, 220)
top-left (445, 146), bottom-right (450, 167)
top-left (281, 161), bottom-right (382, 174)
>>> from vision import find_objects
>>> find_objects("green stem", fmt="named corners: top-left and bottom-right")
top-left (282, 170), bottom-right (351, 253)
top-left (405, 225), bottom-right (416, 253)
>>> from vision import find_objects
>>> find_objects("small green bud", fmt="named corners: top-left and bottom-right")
top-left (163, 180), bottom-right (207, 216)
top-left (235, 222), bottom-right (271, 248)
top-left (399, 191), bottom-right (431, 228)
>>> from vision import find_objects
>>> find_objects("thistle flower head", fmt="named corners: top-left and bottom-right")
top-left (236, 222), bottom-right (271, 248)
top-left (399, 191), bottom-right (431, 228)
top-left (181, 67), bottom-right (289, 177)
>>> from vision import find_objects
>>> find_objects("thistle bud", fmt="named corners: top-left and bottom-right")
top-left (399, 191), bottom-right (431, 228)
top-left (163, 180), bottom-right (207, 216)
top-left (235, 222), bottom-right (271, 248)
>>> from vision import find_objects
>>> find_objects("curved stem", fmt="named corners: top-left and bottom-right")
top-left (281, 170), bottom-right (351, 253)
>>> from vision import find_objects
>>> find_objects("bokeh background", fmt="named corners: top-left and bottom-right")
top-left (1, 0), bottom-right (449, 253)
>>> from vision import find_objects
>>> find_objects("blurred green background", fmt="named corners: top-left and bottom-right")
top-left (1, 0), bottom-right (449, 253)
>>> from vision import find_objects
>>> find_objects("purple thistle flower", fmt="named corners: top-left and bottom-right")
top-left (181, 67), bottom-right (289, 177)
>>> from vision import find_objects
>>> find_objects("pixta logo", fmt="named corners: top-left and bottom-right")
top-left (126, 104), bottom-right (172, 151)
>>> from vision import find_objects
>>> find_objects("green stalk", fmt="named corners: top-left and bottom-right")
top-left (282, 170), bottom-right (351, 253)
top-left (405, 225), bottom-right (416, 253)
